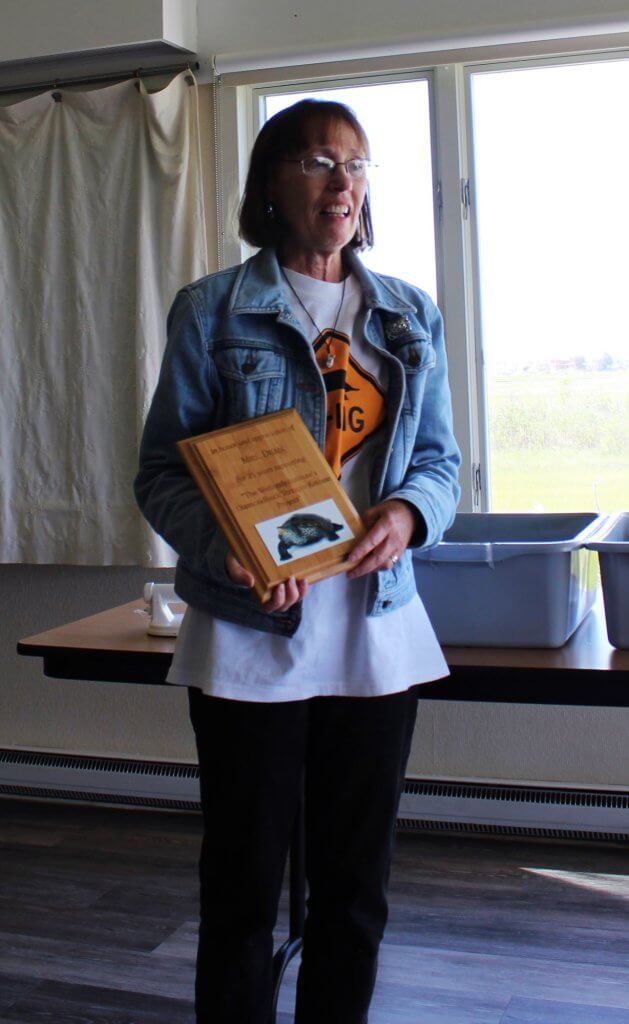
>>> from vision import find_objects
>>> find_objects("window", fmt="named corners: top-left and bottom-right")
top-left (469, 59), bottom-right (629, 512)
top-left (219, 52), bottom-right (629, 514)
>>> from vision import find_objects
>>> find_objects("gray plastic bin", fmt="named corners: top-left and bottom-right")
top-left (586, 513), bottom-right (629, 649)
top-left (413, 513), bottom-right (603, 648)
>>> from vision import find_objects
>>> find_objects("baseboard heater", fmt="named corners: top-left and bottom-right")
top-left (1, 749), bottom-right (627, 842)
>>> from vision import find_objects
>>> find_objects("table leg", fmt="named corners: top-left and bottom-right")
top-left (269, 797), bottom-right (305, 1023)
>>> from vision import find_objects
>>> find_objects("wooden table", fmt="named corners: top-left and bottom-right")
top-left (17, 598), bottom-right (629, 1022)
top-left (17, 597), bottom-right (629, 706)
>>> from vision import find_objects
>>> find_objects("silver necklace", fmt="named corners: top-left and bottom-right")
top-left (281, 269), bottom-right (347, 368)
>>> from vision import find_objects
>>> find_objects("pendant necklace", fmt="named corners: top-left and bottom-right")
top-left (281, 269), bottom-right (347, 368)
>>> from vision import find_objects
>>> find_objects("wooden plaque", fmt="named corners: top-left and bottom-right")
top-left (177, 409), bottom-right (366, 602)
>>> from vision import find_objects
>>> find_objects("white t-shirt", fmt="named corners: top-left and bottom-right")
top-left (167, 269), bottom-right (448, 701)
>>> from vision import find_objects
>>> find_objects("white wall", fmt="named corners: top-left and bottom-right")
top-left (0, 0), bottom-right (195, 64)
top-left (199, 0), bottom-right (629, 70)
top-left (4, 566), bottom-right (195, 762)
top-left (407, 702), bottom-right (629, 789)
top-left (163, 0), bottom-right (197, 53)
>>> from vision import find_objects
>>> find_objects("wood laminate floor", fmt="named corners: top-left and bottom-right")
top-left (0, 800), bottom-right (628, 1023)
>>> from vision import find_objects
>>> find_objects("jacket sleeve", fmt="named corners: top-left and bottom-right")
top-left (386, 297), bottom-right (461, 548)
top-left (134, 288), bottom-right (232, 584)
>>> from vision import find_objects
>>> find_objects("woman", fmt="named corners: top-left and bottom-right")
top-left (135, 99), bottom-right (460, 1024)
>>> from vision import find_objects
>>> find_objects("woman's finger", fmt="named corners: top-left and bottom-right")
top-left (348, 509), bottom-right (390, 567)
top-left (225, 553), bottom-right (255, 588)
top-left (262, 575), bottom-right (309, 613)
top-left (263, 581), bottom-right (287, 612)
top-left (347, 499), bottom-right (416, 579)
top-left (226, 555), bottom-right (308, 612)
top-left (347, 540), bottom-right (394, 579)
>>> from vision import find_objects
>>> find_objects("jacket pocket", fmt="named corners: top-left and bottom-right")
top-left (397, 339), bottom-right (436, 416)
top-left (396, 338), bottom-right (436, 375)
top-left (214, 347), bottom-right (287, 419)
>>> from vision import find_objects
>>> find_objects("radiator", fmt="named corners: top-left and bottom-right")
top-left (0, 749), bottom-right (199, 811)
top-left (1, 749), bottom-right (628, 841)
top-left (398, 779), bottom-right (629, 841)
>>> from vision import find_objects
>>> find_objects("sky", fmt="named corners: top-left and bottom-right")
top-left (473, 59), bottom-right (629, 363)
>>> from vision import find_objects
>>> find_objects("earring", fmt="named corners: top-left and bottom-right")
top-left (265, 201), bottom-right (276, 219)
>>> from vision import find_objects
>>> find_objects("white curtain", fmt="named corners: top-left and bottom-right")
top-left (0, 72), bottom-right (208, 566)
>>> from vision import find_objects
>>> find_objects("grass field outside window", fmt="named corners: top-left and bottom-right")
top-left (488, 370), bottom-right (629, 512)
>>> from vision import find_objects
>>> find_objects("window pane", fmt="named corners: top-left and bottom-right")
top-left (471, 60), bottom-right (629, 512)
top-left (264, 80), bottom-right (437, 298)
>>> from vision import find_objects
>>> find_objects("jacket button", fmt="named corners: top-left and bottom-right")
top-left (382, 600), bottom-right (392, 609)
top-left (242, 357), bottom-right (256, 374)
top-left (408, 350), bottom-right (420, 367)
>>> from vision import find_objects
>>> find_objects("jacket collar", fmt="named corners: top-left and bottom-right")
top-left (228, 246), bottom-right (416, 317)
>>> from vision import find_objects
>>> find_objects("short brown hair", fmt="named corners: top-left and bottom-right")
top-left (238, 98), bottom-right (374, 251)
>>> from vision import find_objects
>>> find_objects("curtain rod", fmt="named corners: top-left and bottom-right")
top-left (0, 60), bottom-right (200, 98)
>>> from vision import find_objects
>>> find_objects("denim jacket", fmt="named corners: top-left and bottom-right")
top-left (134, 247), bottom-right (460, 637)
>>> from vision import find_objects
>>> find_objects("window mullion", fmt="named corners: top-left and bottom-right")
top-left (434, 63), bottom-right (487, 512)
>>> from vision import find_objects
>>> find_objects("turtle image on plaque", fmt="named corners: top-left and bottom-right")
top-left (255, 498), bottom-right (354, 567)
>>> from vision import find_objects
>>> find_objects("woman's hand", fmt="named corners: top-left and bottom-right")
top-left (346, 499), bottom-right (417, 579)
top-left (225, 553), bottom-right (309, 612)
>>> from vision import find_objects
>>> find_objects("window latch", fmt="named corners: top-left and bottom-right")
top-left (436, 180), bottom-right (443, 222)
top-left (461, 178), bottom-right (471, 220)
top-left (472, 461), bottom-right (482, 507)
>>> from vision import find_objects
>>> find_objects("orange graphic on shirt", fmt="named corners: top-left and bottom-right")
top-left (313, 328), bottom-right (386, 478)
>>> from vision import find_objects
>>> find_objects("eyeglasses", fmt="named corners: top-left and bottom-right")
top-left (281, 155), bottom-right (372, 179)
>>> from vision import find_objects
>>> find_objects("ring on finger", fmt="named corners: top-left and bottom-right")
top-left (390, 553), bottom-right (399, 565)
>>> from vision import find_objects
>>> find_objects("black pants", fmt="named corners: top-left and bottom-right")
top-left (188, 685), bottom-right (419, 1024)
